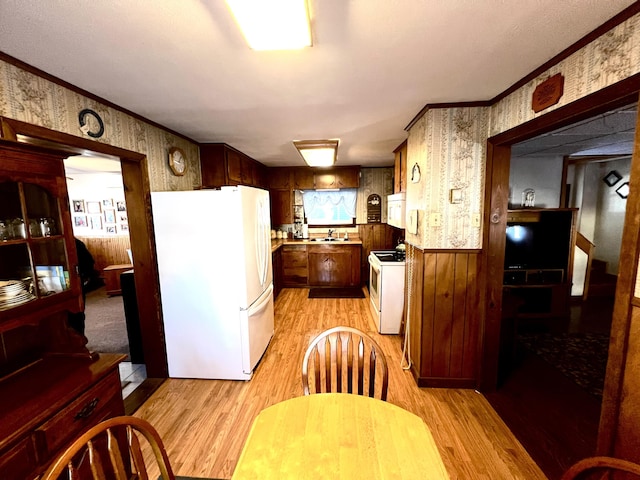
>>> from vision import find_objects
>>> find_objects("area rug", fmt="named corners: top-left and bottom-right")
top-left (84, 286), bottom-right (130, 359)
top-left (518, 332), bottom-right (609, 398)
top-left (308, 287), bottom-right (365, 299)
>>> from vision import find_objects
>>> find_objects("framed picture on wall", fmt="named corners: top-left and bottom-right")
top-left (73, 215), bottom-right (87, 228)
top-left (72, 200), bottom-right (85, 213)
top-left (90, 215), bottom-right (102, 230)
top-left (102, 198), bottom-right (114, 208)
top-left (86, 201), bottom-right (101, 214)
top-left (119, 223), bottom-right (129, 232)
top-left (105, 225), bottom-right (117, 234)
top-left (104, 209), bottom-right (116, 224)
top-left (116, 201), bottom-right (126, 212)
top-left (119, 214), bottom-right (128, 223)
top-left (604, 170), bottom-right (622, 187)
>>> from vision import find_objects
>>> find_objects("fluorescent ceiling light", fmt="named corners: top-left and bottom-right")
top-left (225, 0), bottom-right (312, 51)
top-left (293, 139), bottom-right (338, 167)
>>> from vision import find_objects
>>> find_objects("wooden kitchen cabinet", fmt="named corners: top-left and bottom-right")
top-left (308, 244), bottom-right (361, 287)
top-left (313, 166), bottom-right (360, 189)
top-left (272, 247), bottom-right (283, 299)
top-left (293, 167), bottom-right (315, 190)
top-left (281, 244), bottom-right (308, 286)
top-left (0, 140), bottom-right (125, 479)
top-left (270, 189), bottom-right (293, 225)
top-left (200, 143), bottom-right (266, 189)
top-left (268, 167), bottom-right (292, 189)
top-left (393, 140), bottom-right (407, 193)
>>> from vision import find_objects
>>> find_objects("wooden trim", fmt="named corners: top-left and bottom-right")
top-left (479, 142), bottom-right (511, 391)
top-left (492, 74), bottom-right (640, 146)
top-left (405, 102), bottom-right (491, 131)
top-left (597, 94), bottom-right (640, 458)
top-left (0, 52), bottom-right (197, 145)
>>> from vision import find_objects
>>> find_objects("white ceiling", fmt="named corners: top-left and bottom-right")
top-left (512, 103), bottom-right (638, 158)
top-left (0, 1), bottom-right (636, 167)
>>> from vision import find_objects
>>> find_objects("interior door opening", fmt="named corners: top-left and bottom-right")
top-left (485, 102), bottom-right (636, 479)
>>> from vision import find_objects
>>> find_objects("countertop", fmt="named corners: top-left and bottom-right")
top-left (271, 238), bottom-right (362, 252)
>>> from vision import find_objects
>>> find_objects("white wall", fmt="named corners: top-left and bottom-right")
top-left (65, 172), bottom-right (129, 237)
top-left (593, 159), bottom-right (631, 275)
top-left (509, 156), bottom-right (564, 208)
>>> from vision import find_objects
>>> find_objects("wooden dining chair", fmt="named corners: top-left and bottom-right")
top-left (302, 326), bottom-right (389, 400)
top-left (560, 455), bottom-right (640, 479)
top-left (40, 415), bottom-right (175, 480)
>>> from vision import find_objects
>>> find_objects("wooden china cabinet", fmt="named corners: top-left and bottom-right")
top-left (0, 140), bottom-right (125, 479)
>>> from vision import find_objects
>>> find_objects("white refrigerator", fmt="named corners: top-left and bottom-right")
top-left (151, 186), bottom-right (274, 380)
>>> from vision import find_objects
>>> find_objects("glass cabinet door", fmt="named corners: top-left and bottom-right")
top-left (0, 181), bottom-right (71, 311)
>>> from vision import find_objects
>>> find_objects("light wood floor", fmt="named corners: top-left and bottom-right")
top-left (134, 287), bottom-right (547, 479)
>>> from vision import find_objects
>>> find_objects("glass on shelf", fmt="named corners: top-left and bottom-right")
top-left (24, 183), bottom-right (60, 237)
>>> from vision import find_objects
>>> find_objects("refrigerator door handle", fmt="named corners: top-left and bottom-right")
top-left (255, 198), bottom-right (269, 287)
top-left (244, 283), bottom-right (274, 315)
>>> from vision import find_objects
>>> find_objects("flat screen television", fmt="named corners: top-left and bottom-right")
top-left (504, 211), bottom-right (571, 271)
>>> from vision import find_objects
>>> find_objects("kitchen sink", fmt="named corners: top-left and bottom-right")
top-left (311, 238), bottom-right (346, 242)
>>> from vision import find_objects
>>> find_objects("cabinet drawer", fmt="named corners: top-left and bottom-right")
top-left (34, 371), bottom-right (122, 461)
top-left (0, 436), bottom-right (37, 480)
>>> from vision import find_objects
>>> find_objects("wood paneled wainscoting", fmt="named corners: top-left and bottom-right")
top-left (406, 244), bottom-right (481, 388)
top-left (77, 235), bottom-right (131, 274)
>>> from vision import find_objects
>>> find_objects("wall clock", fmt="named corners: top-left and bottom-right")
top-left (78, 109), bottom-right (104, 138)
top-left (168, 147), bottom-right (187, 176)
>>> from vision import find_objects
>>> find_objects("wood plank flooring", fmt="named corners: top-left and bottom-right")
top-left (133, 287), bottom-right (547, 479)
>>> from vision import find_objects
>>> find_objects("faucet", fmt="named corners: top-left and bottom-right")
top-left (327, 229), bottom-right (335, 238)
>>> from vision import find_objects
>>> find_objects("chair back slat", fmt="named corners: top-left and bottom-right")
top-left (106, 428), bottom-right (128, 479)
top-left (302, 326), bottom-right (389, 400)
top-left (344, 332), bottom-right (353, 394)
top-left (127, 425), bottom-right (149, 480)
top-left (335, 333), bottom-right (343, 393)
top-left (356, 336), bottom-right (365, 395)
top-left (368, 349), bottom-right (377, 398)
top-left (313, 345), bottom-right (322, 392)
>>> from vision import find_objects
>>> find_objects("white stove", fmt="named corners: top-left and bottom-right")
top-left (368, 250), bottom-right (406, 334)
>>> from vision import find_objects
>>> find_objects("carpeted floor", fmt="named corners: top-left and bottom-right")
top-left (84, 286), bottom-right (130, 359)
top-left (308, 287), bottom-right (365, 298)
top-left (518, 332), bottom-right (609, 398)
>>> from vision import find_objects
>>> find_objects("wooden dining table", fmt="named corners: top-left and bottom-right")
top-left (231, 393), bottom-right (450, 479)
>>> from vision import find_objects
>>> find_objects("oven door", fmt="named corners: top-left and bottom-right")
top-left (369, 257), bottom-right (382, 312)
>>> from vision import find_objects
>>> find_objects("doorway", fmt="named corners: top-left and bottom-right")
top-left (0, 116), bottom-right (168, 412)
top-left (62, 154), bottom-right (148, 399)
top-left (483, 97), bottom-right (638, 479)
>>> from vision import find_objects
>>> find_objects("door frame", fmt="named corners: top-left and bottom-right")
top-left (481, 73), bottom-right (640, 455)
top-left (0, 117), bottom-right (168, 378)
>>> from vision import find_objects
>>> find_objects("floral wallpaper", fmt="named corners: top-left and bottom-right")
top-left (0, 61), bottom-right (201, 192)
top-left (406, 107), bottom-right (488, 248)
top-left (406, 11), bottom-right (640, 250)
top-left (491, 14), bottom-right (640, 135)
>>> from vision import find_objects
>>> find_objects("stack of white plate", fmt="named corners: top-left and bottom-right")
top-left (0, 280), bottom-right (35, 310)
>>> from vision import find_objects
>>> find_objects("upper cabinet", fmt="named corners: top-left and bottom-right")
top-left (292, 168), bottom-right (315, 190)
top-left (314, 166), bottom-right (360, 189)
top-left (200, 143), bottom-right (266, 189)
top-left (393, 140), bottom-right (407, 193)
top-left (0, 140), bottom-right (81, 326)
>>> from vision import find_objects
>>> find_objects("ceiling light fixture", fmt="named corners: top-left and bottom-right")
top-left (225, 0), bottom-right (312, 51)
top-left (293, 139), bottom-right (339, 167)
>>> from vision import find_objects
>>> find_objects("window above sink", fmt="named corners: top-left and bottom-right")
top-left (302, 189), bottom-right (356, 227)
